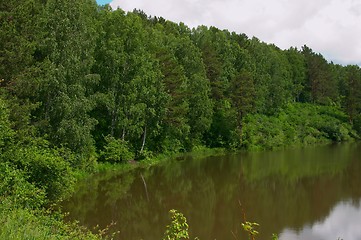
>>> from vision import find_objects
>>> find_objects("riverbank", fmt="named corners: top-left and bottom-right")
top-left (86, 146), bottom-right (227, 177)
top-left (87, 103), bottom-right (360, 179)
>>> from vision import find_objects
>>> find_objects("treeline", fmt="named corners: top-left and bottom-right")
top-left (2, 1), bottom-right (361, 163)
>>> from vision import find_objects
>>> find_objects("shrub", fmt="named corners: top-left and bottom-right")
top-left (100, 135), bottom-right (135, 163)
top-left (0, 205), bottom-right (102, 240)
top-left (0, 162), bottom-right (46, 209)
top-left (5, 146), bottom-right (75, 202)
top-left (163, 209), bottom-right (190, 240)
top-left (241, 103), bottom-right (357, 150)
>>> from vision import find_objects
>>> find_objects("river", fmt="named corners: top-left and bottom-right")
top-left (63, 143), bottom-right (361, 240)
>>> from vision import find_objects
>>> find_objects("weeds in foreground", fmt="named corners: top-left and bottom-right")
top-left (239, 201), bottom-right (278, 240)
top-left (163, 209), bottom-right (200, 240)
top-left (241, 221), bottom-right (260, 240)
top-left (163, 208), bottom-right (278, 240)
top-left (93, 221), bottom-right (120, 239)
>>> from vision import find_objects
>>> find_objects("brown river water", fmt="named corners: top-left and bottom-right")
top-left (62, 143), bottom-right (361, 240)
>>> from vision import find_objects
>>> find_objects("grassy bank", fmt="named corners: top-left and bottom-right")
top-left (90, 146), bottom-right (226, 176)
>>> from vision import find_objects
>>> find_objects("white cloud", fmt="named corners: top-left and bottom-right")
top-left (110, 0), bottom-right (361, 65)
top-left (279, 200), bottom-right (361, 240)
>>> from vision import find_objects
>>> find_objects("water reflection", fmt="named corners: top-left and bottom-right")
top-left (62, 143), bottom-right (361, 240)
top-left (280, 200), bottom-right (361, 240)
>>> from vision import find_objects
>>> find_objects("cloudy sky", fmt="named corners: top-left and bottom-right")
top-left (108, 0), bottom-right (361, 66)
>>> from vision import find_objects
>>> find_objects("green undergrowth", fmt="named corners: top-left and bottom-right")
top-left (0, 202), bottom-right (101, 240)
top-left (241, 103), bottom-right (358, 151)
top-left (0, 161), bottom-right (102, 240)
top-left (90, 146), bottom-right (226, 176)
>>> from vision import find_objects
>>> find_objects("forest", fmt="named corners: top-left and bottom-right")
top-left (1, 0), bottom-right (361, 238)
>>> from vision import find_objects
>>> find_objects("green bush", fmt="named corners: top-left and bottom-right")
top-left (0, 163), bottom-right (47, 209)
top-left (241, 103), bottom-right (357, 150)
top-left (163, 209), bottom-right (190, 240)
top-left (5, 146), bottom-right (75, 202)
top-left (137, 149), bottom-right (154, 161)
top-left (0, 204), bottom-right (102, 240)
top-left (100, 135), bottom-right (135, 163)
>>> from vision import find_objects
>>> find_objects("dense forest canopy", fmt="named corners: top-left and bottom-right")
top-left (2, 1), bottom-right (361, 159)
top-left (1, 0), bottom-right (361, 238)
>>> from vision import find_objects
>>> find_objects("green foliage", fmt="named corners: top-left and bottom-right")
top-left (137, 149), bottom-right (154, 161)
top-left (9, 0), bottom-right (100, 165)
top-left (93, 10), bottom-right (168, 153)
top-left (272, 233), bottom-right (279, 240)
top-left (5, 145), bottom-right (75, 201)
top-left (161, 210), bottom-right (277, 240)
top-left (0, 203), bottom-right (102, 240)
top-left (205, 100), bottom-right (240, 148)
top-left (285, 47), bottom-right (306, 101)
top-left (0, 97), bottom-right (14, 152)
top-left (3, 0), bottom-right (361, 158)
top-left (100, 135), bottom-right (135, 163)
top-left (242, 221), bottom-right (259, 240)
top-left (242, 103), bottom-right (356, 150)
top-left (302, 45), bottom-right (338, 104)
top-left (353, 114), bottom-right (361, 135)
top-left (0, 163), bottom-right (47, 209)
top-left (163, 209), bottom-right (190, 240)
top-left (341, 65), bottom-right (361, 122)
top-left (0, 0), bottom-right (43, 84)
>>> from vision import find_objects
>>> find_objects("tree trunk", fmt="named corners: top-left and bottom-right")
top-left (238, 111), bottom-right (244, 145)
top-left (121, 128), bottom-right (126, 140)
top-left (110, 110), bottom-right (116, 137)
top-left (140, 125), bottom-right (147, 153)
